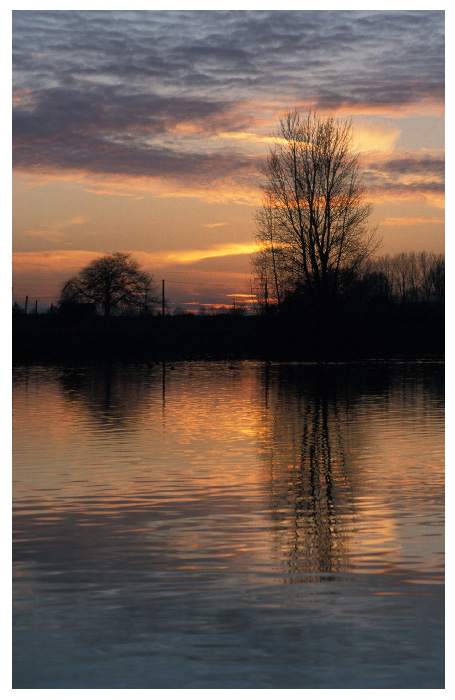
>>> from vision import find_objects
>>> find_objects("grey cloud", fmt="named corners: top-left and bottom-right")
top-left (371, 182), bottom-right (445, 197)
top-left (362, 154), bottom-right (445, 199)
top-left (14, 136), bottom-right (261, 186)
top-left (13, 87), bottom-right (261, 184)
top-left (12, 10), bottom-right (444, 184)
top-left (368, 156), bottom-right (445, 177)
top-left (13, 84), bottom-right (232, 136)
top-left (13, 10), bottom-right (444, 102)
top-left (12, 79), bottom-right (257, 185)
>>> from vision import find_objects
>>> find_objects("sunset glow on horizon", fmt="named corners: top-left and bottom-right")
top-left (12, 9), bottom-right (444, 311)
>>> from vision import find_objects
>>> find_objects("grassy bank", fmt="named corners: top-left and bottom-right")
top-left (12, 301), bottom-right (444, 365)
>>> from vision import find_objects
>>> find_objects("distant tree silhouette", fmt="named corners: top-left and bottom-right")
top-left (253, 111), bottom-right (379, 312)
top-left (173, 306), bottom-right (188, 316)
top-left (361, 251), bottom-right (445, 303)
top-left (59, 251), bottom-right (158, 317)
top-left (232, 301), bottom-right (247, 315)
top-left (12, 301), bottom-right (24, 315)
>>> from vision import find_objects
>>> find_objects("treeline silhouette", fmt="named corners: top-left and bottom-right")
top-left (13, 251), bottom-right (444, 364)
top-left (357, 251), bottom-right (444, 304)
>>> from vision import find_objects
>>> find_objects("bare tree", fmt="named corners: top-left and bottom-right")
top-left (365, 251), bottom-right (444, 303)
top-left (59, 251), bottom-right (158, 316)
top-left (253, 192), bottom-right (288, 311)
top-left (428, 253), bottom-right (445, 300)
top-left (253, 111), bottom-right (379, 310)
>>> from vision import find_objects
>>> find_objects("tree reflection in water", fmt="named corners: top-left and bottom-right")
top-left (57, 364), bottom-right (161, 431)
top-left (259, 364), bottom-right (362, 580)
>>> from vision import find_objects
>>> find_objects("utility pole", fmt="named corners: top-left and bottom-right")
top-left (24, 295), bottom-right (28, 315)
top-left (34, 299), bottom-right (38, 315)
top-left (162, 279), bottom-right (165, 317)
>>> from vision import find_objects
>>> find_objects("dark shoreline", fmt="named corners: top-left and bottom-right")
top-left (13, 302), bottom-right (444, 365)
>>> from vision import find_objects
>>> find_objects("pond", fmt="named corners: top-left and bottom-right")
top-left (12, 360), bottom-right (444, 688)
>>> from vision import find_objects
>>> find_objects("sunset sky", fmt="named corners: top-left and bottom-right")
top-left (12, 8), bottom-right (445, 312)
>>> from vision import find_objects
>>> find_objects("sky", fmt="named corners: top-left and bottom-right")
top-left (11, 7), bottom-right (445, 312)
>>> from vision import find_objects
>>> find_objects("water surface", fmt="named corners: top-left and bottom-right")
top-left (12, 360), bottom-right (444, 688)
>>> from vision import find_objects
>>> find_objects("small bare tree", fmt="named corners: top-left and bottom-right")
top-left (253, 192), bottom-right (287, 311)
top-left (59, 251), bottom-right (158, 316)
top-left (253, 111), bottom-right (379, 310)
top-left (362, 251), bottom-right (444, 302)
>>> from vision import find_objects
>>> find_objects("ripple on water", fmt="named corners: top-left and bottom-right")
top-left (13, 361), bottom-right (444, 688)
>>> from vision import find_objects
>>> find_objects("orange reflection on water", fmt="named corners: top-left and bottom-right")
top-left (13, 362), bottom-right (444, 583)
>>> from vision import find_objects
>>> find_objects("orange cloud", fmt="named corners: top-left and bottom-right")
top-left (13, 167), bottom-right (263, 206)
top-left (13, 250), bottom-right (95, 264)
top-left (352, 122), bottom-right (401, 154)
top-left (253, 97), bottom-right (444, 122)
top-left (381, 216), bottom-right (444, 227)
top-left (12, 243), bottom-right (260, 275)
top-left (24, 215), bottom-right (90, 242)
top-left (225, 294), bottom-right (257, 299)
top-left (334, 99), bottom-right (444, 120)
top-left (225, 112), bottom-right (403, 156)
top-left (138, 242), bottom-right (260, 268)
top-left (12, 89), bottom-right (34, 106)
top-left (368, 187), bottom-right (445, 210)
